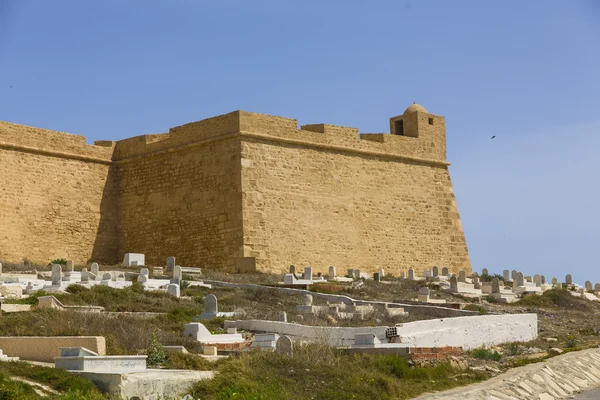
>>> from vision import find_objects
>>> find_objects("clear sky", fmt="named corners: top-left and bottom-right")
top-left (1, 1), bottom-right (599, 283)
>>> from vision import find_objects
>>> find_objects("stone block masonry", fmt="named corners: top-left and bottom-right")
top-left (0, 103), bottom-right (471, 275)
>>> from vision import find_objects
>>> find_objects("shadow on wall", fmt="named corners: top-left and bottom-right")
top-left (89, 164), bottom-right (119, 265)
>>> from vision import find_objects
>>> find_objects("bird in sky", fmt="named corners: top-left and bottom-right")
top-left (491, 136), bottom-right (496, 139)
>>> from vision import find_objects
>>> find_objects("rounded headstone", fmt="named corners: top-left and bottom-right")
top-left (275, 335), bottom-right (293, 356)
top-left (302, 293), bottom-right (313, 306)
top-left (204, 294), bottom-right (218, 313)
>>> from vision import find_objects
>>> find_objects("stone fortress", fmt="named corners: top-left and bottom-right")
top-left (0, 103), bottom-right (471, 275)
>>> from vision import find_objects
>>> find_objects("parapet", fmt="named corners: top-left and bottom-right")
top-left (0, 120), bottom-right (114, 163)
top-left (1, 103), bottom-right (449, 166)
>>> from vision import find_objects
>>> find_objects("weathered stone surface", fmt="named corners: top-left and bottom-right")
top-left (275, 335), bottom-right (293, 356)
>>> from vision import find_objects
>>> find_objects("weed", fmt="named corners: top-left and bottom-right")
top-left (147, 332), bottom-right (169, 367)
top-left (470, 348), bottom-right (502, 361)
top-left (565, 335), bottom-right (578, 348)
top-left (462, 304), bottom-right (487, 314)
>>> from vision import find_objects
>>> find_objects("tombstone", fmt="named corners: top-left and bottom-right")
top-left (595, 283), bottom-right (600, 292)
top-left (511, 270), bottom-right (517, 280)
top-left (377, 268), bottom-right (385, 278)
top-left (432, 266), bottom-right (439, 277)
top-left (173, 265), bottom-right (183, 280)
top-left (0, 262), bottom-right (2, 276)
top-left (25, 282), bottom-right (34, 295)
top-left (441, 267), bottom-right (449, 276)
top-left (516, 272), bottom-right (524, 287)
top-left (102, 273), bottom-right (112, 281)
top-left (373, 273), bottom-right (380, 282)
top-left (458, 270), bottom-right (466, 283)
top-left (541, 275), bottom-right (546, 285)
top-left (418, 287), bottom-right (429, 302)
top-left (449, 275), bottom-right (458, 292)
top-left (352, 269), bottom-right (360, 279)
top-left (565, 274), bottom-right (572, 285)
top-left (473, 276), bottom-right (481, 289)
top-left (275, 335), bottom-right (293, 356)
top-left (303, 267), bottom-right (313, 281)
top-left (585, 281), bottom-right (593, 291)
top-left (491, 277), bottom-right (500, 293)
top-left (170, 277), bottom-right (181, 286)
top-left (81, 268), bottom-right (89, 283)
top-left (91, 262), bottom-right (99, 276)
top-left (204, 294), bottom-right (218, 314)
top-left (123, 253), bottom-right (145, 267)
top-left (278, 311), bottom-right (287, 323)
top-left (166, 256), bottom-right (176, 273)
top-left (167, 284), bottom-right (180, 298)
top-left (138, 267), bottom-right (149, 283)
top-left (400, 271), bottom-right (405, 279)
top-left (51, 264), bottom-right (62, 286)
top-left (503, 270), bottom-right (510, 281)
top-left (65, 260), bottom-right (74, 272)
top-left (88, 272), bottom-right (97, 281)
top-left (302, 293), bottom-right (313, 306)
top-left (534, 275), bottom-right (541, 287)
top-left (482, 268), bottom-right (488, 275)
top-left (289, 265), bottom-right (296, 275)
top-left (408, 268), bottom-right (415, 280)
top-left (347, 269), bottom-right (354, 278)
top-left (551, 277), bottom-right (558, 285)
top-left (472, 272), bottom-right (479, 278)
top-left (328, 266), bottom-right (336, 279)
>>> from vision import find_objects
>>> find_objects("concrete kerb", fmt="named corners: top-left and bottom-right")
top-left (225, 314), bottom-right (537, 350)
top-left (203, 280), bottom-right (481, 317)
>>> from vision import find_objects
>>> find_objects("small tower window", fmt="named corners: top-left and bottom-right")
top-left (428, 118), bottom-right (434, 125)
top-left (395, 119), bottom-right (404, 135)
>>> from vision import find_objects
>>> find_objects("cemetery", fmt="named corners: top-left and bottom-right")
top-left (1, 258), bottom-right (600, 399)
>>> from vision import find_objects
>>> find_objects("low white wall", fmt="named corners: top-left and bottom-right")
top-left (396, 314), bottom-right (538, 350)
top-left (226, 313), bottom-right (537, 349)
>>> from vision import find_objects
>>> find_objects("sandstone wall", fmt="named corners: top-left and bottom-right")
top-left (115, 129), bottom-right (243, 269)
top-left (240, 129), bottom-right (470, 276)
top-left (0, 121), bottom-right (118, 265)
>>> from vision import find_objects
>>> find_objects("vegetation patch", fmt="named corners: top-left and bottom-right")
top-left (191, 345), bottom-right (488, 400)
top-left (470, 349), bottom-right (502, 361)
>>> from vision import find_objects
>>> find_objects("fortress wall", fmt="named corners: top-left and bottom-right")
top-left (116, 136), bottom-right (243, 269)
top-left (237, 111), bottom-right (447, 164)
top-left (240, 138), bottom-right (470, 276)
top-left (0, 122), bottom-right (118, 265)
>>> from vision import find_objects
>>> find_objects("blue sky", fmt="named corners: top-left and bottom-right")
top-left (1, 1), bottom-right (599, 282)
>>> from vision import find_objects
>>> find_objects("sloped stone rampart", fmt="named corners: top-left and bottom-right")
top-left (415, 347), bottom-right (600, 400)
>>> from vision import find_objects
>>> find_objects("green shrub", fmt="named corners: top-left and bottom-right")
top-left (147, 332), bottom-right (168, 367)
top-left (65, 284), bottom-right (89, 294)
top-left (470, 348), bottom-right (502, 361)
top-left (565, 335), bottom-right (577, 348)
top-left (462, 304), bottom-right (487, 314)
top-left (49, 258), bottom-right (68, 266)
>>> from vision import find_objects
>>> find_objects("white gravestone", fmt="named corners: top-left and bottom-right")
top-left (328, 266), bottom-right (336, 279)
top-left (91, 262), bottom-right (99, 276)
top-left (123, 253), bottom-right (145, 267)
top-left (51, 264), bottom-right (62, 286)
top-left (167, 284), bottom-right (180, 298)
